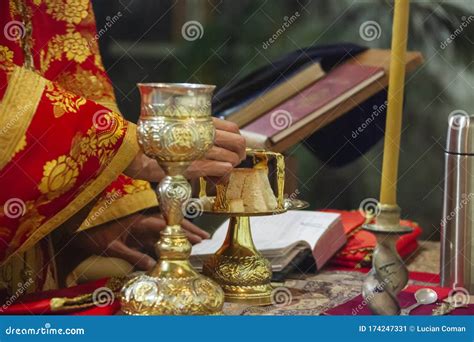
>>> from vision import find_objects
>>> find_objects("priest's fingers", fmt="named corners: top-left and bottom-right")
top-left (213, 117), bottom-right (240, 132)
top-left (124, 152), bottom-right (165, 182)
top-left (182, 219), bottom-right (210, 239)
top-left (212, 118), bottom-right (246, 161)
top-left (185, 160), bottom-right (233, 179)
top-left (184, 230), bottom-right (203, 244)
top-left (124, 214), bottom-right (167, 253)
top-left (132, 214), bottom-right (167, 235)
top-left (205, 146), bottom-right (241, 166)
top-left (106, 240), bottom-right (156, 271)
top-left (214, 130), bottom-right (246, 162)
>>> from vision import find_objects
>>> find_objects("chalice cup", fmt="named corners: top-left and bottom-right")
top-left (120, 83), bottom-right (224, 315)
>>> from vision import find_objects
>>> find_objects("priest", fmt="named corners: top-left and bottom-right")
top-left (0, 0), bottom-right (246, 301)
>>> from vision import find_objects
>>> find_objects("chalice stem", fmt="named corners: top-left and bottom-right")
top-left (150, 172), bottom-right (193, 272)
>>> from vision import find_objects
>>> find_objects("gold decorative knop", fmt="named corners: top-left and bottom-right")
top-left (120, 83), bottom-right (224, 315)
top-left (362, 204), bottom-right (412, 315)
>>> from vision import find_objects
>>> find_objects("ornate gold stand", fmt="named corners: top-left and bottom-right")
top-left (361, 204), bottom-right (412, 315)
top-left (198, 149), bottom-right (308, 305)
top-left (203, 216), bottom-right (273, 305)
top-left (120, 83), bottom-right (224, 315)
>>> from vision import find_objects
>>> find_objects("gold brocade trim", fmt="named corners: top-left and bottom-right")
top-left (15, 0), bottom-right (34, 69)
top-left (78, 189), bottom-right (158, 231)
top-left (0, 67), bottom-right (45, 170)
top-left (50, 276), bottom-right (124, 312)
top-left (2, 124), bottom-right (139, 266)
top-left (94, 100), bottom-right (120, 114)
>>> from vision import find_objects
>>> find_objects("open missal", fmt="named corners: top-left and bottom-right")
top-left (190, 211), bottom-right (346, 278)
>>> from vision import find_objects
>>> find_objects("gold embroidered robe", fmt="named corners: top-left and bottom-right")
top-left (0, 0), bottom-right (158, 297)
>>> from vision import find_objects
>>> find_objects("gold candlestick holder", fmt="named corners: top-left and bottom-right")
top-left (120, 83), bottom-right (224, 315)
top-left (197, 149), bottom-right (308, 305)
top-left (361, 203), bottom-right (412, 315)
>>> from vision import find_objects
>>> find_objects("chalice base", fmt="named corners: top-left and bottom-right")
top-left (120, 259), bottom-right (224, 315)
top-left (221, 283), bottom-right (273, 306)
top-left (202, 216), bottom-right (274, 306)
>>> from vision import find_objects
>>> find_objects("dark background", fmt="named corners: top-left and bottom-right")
top-left (92, 0), bottom-right (474, 240)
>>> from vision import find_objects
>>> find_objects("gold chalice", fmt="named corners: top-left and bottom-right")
top-left (120, 83), bottom-right (224, 315)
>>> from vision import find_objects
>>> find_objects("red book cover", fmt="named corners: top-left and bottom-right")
top-left (244, 63), bottom-right (384, 142)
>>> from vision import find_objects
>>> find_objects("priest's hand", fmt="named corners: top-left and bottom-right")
top-left (71, 213), bottom-right (210, 270)
top-left (124, 151), bottom-right (165, 183)
top-left (185, 118), bottom-right (246, 181)
top-left (125, 118), bottom-right (246, 183)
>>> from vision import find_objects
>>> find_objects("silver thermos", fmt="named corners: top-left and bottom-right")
top-left (441, 112), bottom-right (474, 292)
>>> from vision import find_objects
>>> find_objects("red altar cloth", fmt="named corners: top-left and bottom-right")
top-left (325, 210), bottom-right (422, 269)
top-left (0, 278), bottom-right (120, 315)
top-left (0, 210), bottom-right (423, 315)
top-left (325, 284), bottom-right (474, 315)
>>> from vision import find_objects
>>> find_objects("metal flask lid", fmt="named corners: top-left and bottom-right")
top-left (446, 112), bottom-right (474, 155)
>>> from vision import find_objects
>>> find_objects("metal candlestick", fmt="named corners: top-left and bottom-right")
top-left (120, 83), bottom-right (224, 315)
top-left (362, 204), bottom-right (412, 315)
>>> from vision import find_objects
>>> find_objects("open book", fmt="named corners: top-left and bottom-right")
top-left (190, 211), bottom-right (346, 278)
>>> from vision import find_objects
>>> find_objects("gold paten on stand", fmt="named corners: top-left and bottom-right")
top-left (120, 83), bottom-right (224, 315)
top-left (198, 149), bottom-right (308, 305)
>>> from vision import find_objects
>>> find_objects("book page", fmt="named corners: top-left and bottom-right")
top-left (191, 211), bottom-right (340, 255)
